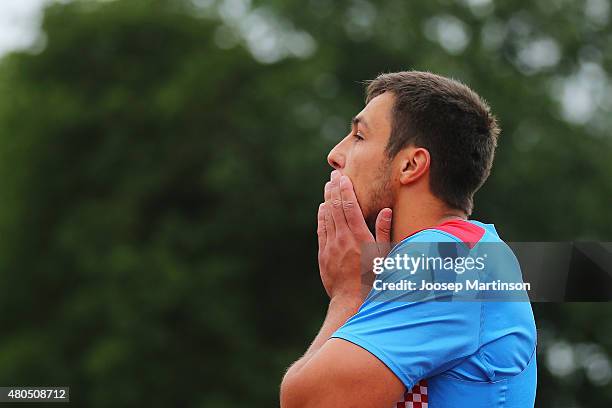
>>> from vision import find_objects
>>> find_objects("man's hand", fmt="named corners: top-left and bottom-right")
top-left (280, 171), bottom-right (403, 408)
top-left (317, 170), bottom-right (393, 301)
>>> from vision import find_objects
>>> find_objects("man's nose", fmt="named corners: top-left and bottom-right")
top-left (327, 143), bottom-right (345, 170)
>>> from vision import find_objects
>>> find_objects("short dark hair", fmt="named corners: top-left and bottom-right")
top-left (365, 71), bottom-right (500, 215)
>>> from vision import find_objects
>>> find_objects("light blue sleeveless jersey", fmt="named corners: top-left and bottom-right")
top-left (331, 220), bottom-right (537, 407)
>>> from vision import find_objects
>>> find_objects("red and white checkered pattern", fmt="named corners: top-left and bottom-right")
top-left (396, 380), bottom-right (428, 408)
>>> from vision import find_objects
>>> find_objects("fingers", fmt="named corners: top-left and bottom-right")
top-left (324, 181), bottom-right (336, 239)
top-left (375, 208), bottom-right (393, 243)
top-left (317, 203), bottom-right (327, 250)
top-left (329, 171), bottom-right (349, 234)
top-left (339, 175), bottom-right (369, 235)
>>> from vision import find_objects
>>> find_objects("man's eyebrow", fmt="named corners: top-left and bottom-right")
top-left (351, 115), bottom-right (370, 131)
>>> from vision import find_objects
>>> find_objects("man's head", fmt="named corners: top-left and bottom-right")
top-left (327, 71), bottom-right (500, 230)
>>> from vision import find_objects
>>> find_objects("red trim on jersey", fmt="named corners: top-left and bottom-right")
top-left (397, 379), bottom-right (429, 408)
top-left (400, 219), bottom-right (485, 249)
top-left (435, 219), bottom-right (485, 248)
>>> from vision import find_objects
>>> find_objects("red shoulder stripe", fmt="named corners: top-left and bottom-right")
top-left (434, 219), bottom-right (485, 248)
top-left (400, 219), bottom-right (485, 249)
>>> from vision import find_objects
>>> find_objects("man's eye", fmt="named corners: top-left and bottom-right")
top-left (353, 133), bottom-right (364, 141)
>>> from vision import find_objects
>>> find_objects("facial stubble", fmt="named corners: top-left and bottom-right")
top-left (363, 160), bottom-right (395, 234)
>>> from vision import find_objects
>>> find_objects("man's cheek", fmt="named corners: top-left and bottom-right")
top-left (352, 183), bottom-right (368, 215)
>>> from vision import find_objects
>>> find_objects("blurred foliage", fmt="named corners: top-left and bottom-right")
top-left (0, 0), bottom-right (610, 407)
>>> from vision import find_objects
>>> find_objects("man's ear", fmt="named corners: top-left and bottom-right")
top-left (398, 147), bottom-right (430, 185)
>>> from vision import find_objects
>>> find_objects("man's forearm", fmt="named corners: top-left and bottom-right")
top-left (282, 295), bottom-right (361, 379)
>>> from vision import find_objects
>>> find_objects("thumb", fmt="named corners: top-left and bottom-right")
top-left (375, 208), bottom-right (393, 244)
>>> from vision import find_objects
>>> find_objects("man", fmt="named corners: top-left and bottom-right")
top-left (280, 71), bottom-right (537, 407)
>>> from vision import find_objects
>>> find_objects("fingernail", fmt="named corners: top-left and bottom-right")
top-left (340, 175), bottom-right (348, 186)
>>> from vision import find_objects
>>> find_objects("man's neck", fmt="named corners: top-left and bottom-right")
top-left (390, 194), bottom-right (467, 244)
